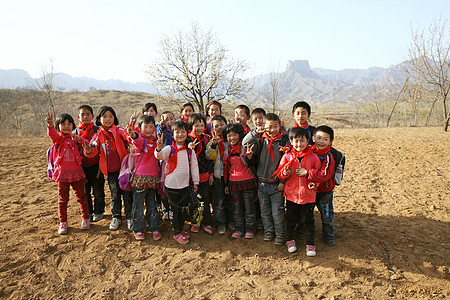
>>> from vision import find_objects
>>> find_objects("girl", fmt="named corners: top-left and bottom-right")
top-left (205, 101), bottom-right (222, 135)
top-left (187, 113), bottom-right (213, 234)
top-left (83, 106), bottom-right (133, 231)
top-left (46, 113), bottom-right (90, 234)
top-left (155, 120), bottom-right (200, 244)
top-left (180, 102), bottom-right (194, 122)
top-left (223, 123), bottom-right (257, 239)
top-left (127, 115), bottom-right (161, 241)
top-left (142, 102), bottom-right (158, 118)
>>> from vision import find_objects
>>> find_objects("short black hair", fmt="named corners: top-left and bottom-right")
top-left (223, 123), bottom-right (245, 142)
top-left (171, 120), bottom-right (189, 134)
top-left (160, 111), bottom-right (175, 117)
top-left (137, 115), bottom-right (156, 128)
top-left (188, 113), bottom-right (207, 131)
top-left (181, 102), bottom-right (195, 113)
top-left (235, 104), bottom-right (250, 117)
top-left (292, 101), bottom-right (312, 115)
top-left (265, 113), bottom-right (280, 123)
top-left (288, 127), bottom-right (310, 141)
top-left (211, 115), bottom-right (227, 124)
top-left (96, 106), bottom-right (119, 126)
top-left (55, 114), bottom-right (76, 133)
top-left (142, 102), bottom-right (157, 114)
top-left (78, 105), bottom-right (94, 115)
top-left (314, 125), bottom-right (334, 141)
top-left (251, 108), bottom-right (266, 116)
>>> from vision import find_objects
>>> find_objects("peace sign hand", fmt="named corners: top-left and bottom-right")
top-left (188, 139), bottom-right (200, 150)
top-left (246, 143), bottom-right (254, 158)
top-left (46, 113), bottom-right (54, 128)
top-left (129, 111), bottom-right (140, 126)
top-left (156, 134), bottom-right (164, 151)
top-left (211, 131), bottom-right (219, 145)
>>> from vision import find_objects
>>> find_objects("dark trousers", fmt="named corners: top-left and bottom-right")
top-left (131, 187), bottom-right (160, 232)
top-left (82, 165), bottom-right (105, 215)
top-left (316, 191), bottom-right (334, 240)
top-left (107, 171), bottom-right (132, 219)
top-left (230, 188), bottom-right (257, 233)
top-left (286, 200), bottom-right (315, 245)
top-left (166, 186), bottom-right (191, 235)
top-left (189, 181), bottom-right (212, 226)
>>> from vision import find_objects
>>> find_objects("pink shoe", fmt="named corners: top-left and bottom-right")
top-left (133, 232), bottom-right (145, 240)
top-left (173, 233), bottom-right (189, 244)
top-left (80, 218), bottom-right (90, 230)
top-left (244, 232), bottom-right (255, 239)
top-left (203, 225), bottom-right (213, 235)
top-left (152, 231), bottom-right (162, 241)
top-left (181, 230), bottom-right (190, 239)
top-left (191, 224), bottom-right (200, 233)
top-left (58, 222), bottom-right (67, 235)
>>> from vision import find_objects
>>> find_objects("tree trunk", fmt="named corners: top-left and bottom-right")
top-left (444, 113), bottom-right (450, 131)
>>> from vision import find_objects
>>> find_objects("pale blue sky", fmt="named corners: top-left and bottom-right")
top-left (1, 0), bottom-right (448, 83)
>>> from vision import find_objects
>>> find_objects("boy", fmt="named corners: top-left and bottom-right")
top-left (76, 105), bottom-right (105, 222)
top-left (277, 127), bottom-right (321, 256)
top-left (155, 120), bottom-right (199, 244)
top-left (234, 104), bottom-right (251, 133)
top-left (291, 101), bottom-right (316, 145)
top-left (205, 115), bottom-right (232, 234)
top-left (309, 125), bottom-right (336, 246)
top-left (243, 113), bottom-right (289, 245)
top-left (250, 108), bottom-right (266, 132)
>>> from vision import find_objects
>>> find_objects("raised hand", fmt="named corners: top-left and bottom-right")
top-left (188, 139), bottom-right (200, 150)
top-left (129, 111), bottom-right (140, 126)
top-left (46, 113), bottom-right (54, 128)
top-left (126, 123), bottom-right (136, 138)
top-left (246, 143), bottom-right (255, 158)
top-left (211, 131), bottom-right (219, 145)
top-left (156, 133), bottom-right (164, 151)
top-left (255, 126), bottom-right (265, 135)
top-left (279, 144), bottom-right (291, 153)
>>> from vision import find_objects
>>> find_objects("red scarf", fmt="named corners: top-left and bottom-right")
top-left (143, 135), bottom-right (157, 162)
top-left (217, 137), bottom-right (225, 161)
top-left (98, 125), bottom-right (128, 161)
top-left (273, 145), bottom-right (313, 179)
top-left (165, 141), bottom-right (188, 176)
top-left (244, 124), bottom-right (251, 133)
top-left (77, 122), bottom-right (94, 139)
top-left (188, 132), bottom-right (206, 156)
top-left (181, 116), bottom-right (189, 122)
top-left (262, 132), bottom-right (282, 166)
top-left (224, 142), bottom-right (242, 182)
top-left (311, 144), bottom-right (331, 157)
top-left (54, 132), bottom-right (72, 158)
top-left (294, 121), bottom-right (309, 128)
top-left (100, 126), bottom-right (116, 153)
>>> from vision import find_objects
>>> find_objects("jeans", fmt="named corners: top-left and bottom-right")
top-left (107, 171), bottom-right (133, 219)
top-left (190, 181), bottom-right (212, 226)
top-left (230, 188), bottom-right (256, 233)
top-left (211, 177), bottom-right (228, 227)
top-left (316, 191), bottom-right (334, 240)
top-left (131, 187), bottom-right (160, 232)
top-left (258, 181), bottom-right (285, 238)
top-left (57, 179), bottom-right (90, 222)
top-left (83, 165), bottom-right (105, 215)
top-left (166, 186), bottom-right (191, 235)
top-left (286, 201), bottom-right (315, 245)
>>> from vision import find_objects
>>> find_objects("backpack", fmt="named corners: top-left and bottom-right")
top-left (330, 147), bottom-right (345, 185)
top-left (46, 145), bottom-right (56, 181)
top-left (118, 138), bottom-right (147, 191)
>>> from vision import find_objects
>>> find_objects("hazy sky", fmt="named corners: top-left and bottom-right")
top-left (1, 0), bottom-right (448, 83)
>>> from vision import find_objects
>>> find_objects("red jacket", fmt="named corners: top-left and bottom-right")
top-left (279, 150), bottom-right (321, 204)
top-left (76, 124), bottom-right (100, 166)
top-left (85, 125), bottom-right (129, 176)
top-left (308, 152), bottom-right (335, 193)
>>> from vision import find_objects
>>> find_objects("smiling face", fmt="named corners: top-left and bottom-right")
top-left (140, 122), bottom-right (155, 138)
top-left (161, 112), bottom-right (175, 128)
top-left (208, 104), bottom-right (221, 118)
top-left (313, 131), bottom-right (332, 150)
top-left (143, 107), bottom-right (157, 118)
top-left (181, 106), bottom-right (194, 120)
top-left (293, 107), bottom-right (310, 126)
top-left (59, 119), bottom-right (74, 135)
top-left (226, 131), bottom-right (240, 147)
top-left (264, 119), bottom-right (280, 138)
top-left (291, 136), bottom-right (309, 153)
top-left (78, 109), bottom-right (94, 126)
top-left (173, 128), bottom-right (187, 145)
top-left (251, 113), bottom-right (265, 128)
top-left (100, 110), bottom-right (115, 130)
top-left (234, 108), bottom-right (249, 126)
top-left (192, 120), bottom-right (205, 136)
top-left (212, 119), bottom-right (227, 137)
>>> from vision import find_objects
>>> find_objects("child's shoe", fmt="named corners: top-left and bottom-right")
top-left (58, 222), bottom-right (68, 235)
top-left (181, 230), bottom-right (190, 239)
top-left (133, 232), bottom-right (145, 240)
top-left (326, 239), bottom-right (335, 246)
top-left (244, 232), bottom-right (255, 239)
top-left (232, 231), bottom-right (243, 239)
top-left (162, 212), bottom-right (169, 222)
top-left (217, 226), bottom-right (226, 235)
top-left (286, 240), bottom-right (297, 253)
top-left (127, 219), bottom-right (132, 230)
top-left (80, 218), bottom-right (90, 230)
top-left (92, 213), bottom-right (104, 222)
top-left (152, 231), bottom-right (162, 241)
top-left (306, 245), bottom-right (316, 256)
top-left (203, 225), bottom-right (213, 235)
top-left (263, 232), bottom-right (274, 241)
top-left (274, 236), bottom-right (285, 246)
top-left (191, 224), bottom-right (200, 233)
top-left (109, 217), bottom-right (121, 230)
top-left (173, 233), bottom-right (189, 244)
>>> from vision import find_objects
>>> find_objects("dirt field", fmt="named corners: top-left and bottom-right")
top-left (0, 127), bottom-right (448, 299)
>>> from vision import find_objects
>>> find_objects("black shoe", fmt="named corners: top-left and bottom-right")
top-left (263, 232), bottom-right (274, 241)
top-left (326, 239), bottom-right (335, 246)
top-left (274, 236), bottom-right (285, 246)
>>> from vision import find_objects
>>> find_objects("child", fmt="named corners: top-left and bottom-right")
top-left (206, 100), bottom-right (222, 134)
top-left (234, 104), bottom-right (251, 133)
top-left (155, 120), bottom-right (200, 244)
top-left (291, 101), bottom-right (316, 145)
top-left (46, 113), bottom-right (90, 234)
top-left (142, 102), bottom-right (158, 118)
top-left (187, 113), bottom-right (214, 234)
top-left (243, 113), bottom-right (289, 245)
top-left (205, 115), bottom-right (233, 234)
top-left (180, 102), bottom-right (195, 122)
top-left (250, 108), bottom-right (266, 133)
top-left (83, 106), bottom-right (133, 231)
top-left (309, 125), bottom-right (336, 246)
top-left (127, 115), bottom-right (161, 241)
top-left (76, 105), bottom-right (105, 222)
top-left (276, 127), bottom-right (321, 256)
top-left (223, 123), bottom-right (257, 239)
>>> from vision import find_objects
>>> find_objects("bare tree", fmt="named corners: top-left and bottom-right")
top-left (408, 18), bottom-right (450, 131)
top-left (146, 22), bottom-right (251, 115)
top-left (36, 58), bottom-right (57, 116)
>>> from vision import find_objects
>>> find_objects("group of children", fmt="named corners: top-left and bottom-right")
top-left (46, 99), bottom-right (339, 256)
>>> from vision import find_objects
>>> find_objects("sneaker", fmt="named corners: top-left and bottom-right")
top-left (92, 213), bottom-right (104, 222)
top-left (162, 212), bottom-right (169, 222)
top-left (80, 218), bottom-right (90, 230)
top-left (109, 217), bottom-right (121, 230)
top-left (173, 233), bottom-right (189, 244)
top-left (274, 236), bottom-right (285, 246)
top-left (263, 232), bottom-right (274, 241)
top-left (191, 224), bottom-right (200, 233)
top-left (326, 239), bottom-right (335, 246)
top-left (217, 226), bottom-right (226, 235)
top-left (133, 232), bottom-right (145, 240)
top-left (127, 219), bottom-right (132, 230)
top-left (306, 245), bottom-right (316, 256)
top-left (203, 225), bottom-right (213, 235)
top-left (58, 222), bottom-right (68, 235)
top-left (181, 230), bottom-right (190, 239)
top-left (244, 232), bottom-right (255, 239)
top-left (152, 231), bottom-right (162, 241)
top-left (286, 240), bottom-right (297, 253)
top-left (232, 231), bottom-right (243, 239)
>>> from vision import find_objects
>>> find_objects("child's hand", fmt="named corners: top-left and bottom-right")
top-left (83, 141), bottom-right (92, 154)
top-left (156, 134), bottom-right (163, 151)
top-left (224, 186), bottom-right (229, 195)
top-left (279, 144), bottom-right (291, 153)
top-left (126, 124), bottom-right (136, 138)
top-left (308, 182), bottom-right (315, 190)
top-left (193, 184), bottom-right (198, 193)
top-left (255, 126), bottom-right (265, 135)
top-left (277, 183), bottom-right (285, 192)
top-left (278, 112), bottom-right (287, 136)
top-left (209, 174), bottom-right (214, 186)
top-left (129, 111), bottom-right (139, 126)
top-left (246, 143), bottom-right (254, 158)
top-left (211, 131), bottom-right (219, 145)
top-left (159, 120), bottom-right (166, 130)
top-left (46, 113), bottom-right (54, 128)
top-left (71, 132), bottom-right (82, 142)
top-left (188, 139), bottom-right (200, 150)
top-left (282, 167), bottom-right (292, 176)
top-left (295, 168), bottom-right (307, 177)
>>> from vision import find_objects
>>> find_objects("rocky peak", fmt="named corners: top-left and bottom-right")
top-left (286, 60), bottom-right (316, 78)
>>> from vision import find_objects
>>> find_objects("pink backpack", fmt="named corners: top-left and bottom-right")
top-left (118, 139), bottom-right (147, 191)
top-left (46, 145), bottom-right (56, 181)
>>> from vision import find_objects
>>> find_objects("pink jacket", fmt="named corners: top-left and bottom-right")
top-left (279, 150), bottom-right (321, 204)
top-left (47, 126), bottom-right (85, 167)
top-left (131, 134), bottom-right (159, 176)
